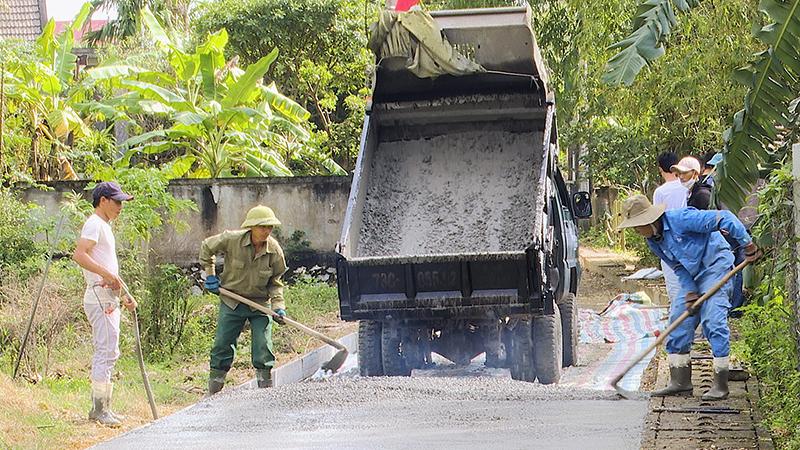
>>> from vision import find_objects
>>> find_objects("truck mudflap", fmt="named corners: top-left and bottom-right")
top-left (336, 251), bottom-right (545, 321)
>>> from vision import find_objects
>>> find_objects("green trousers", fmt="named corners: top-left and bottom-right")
top-left (210, 302), bottom-right (276, 372)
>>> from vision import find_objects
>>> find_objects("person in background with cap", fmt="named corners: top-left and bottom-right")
top-left (199, 205), bottom-right (287, 396)
top-left (671, 156), bottom-right (713, 210)
top-left (653, 152), bottom-right (688, 307)
top-left (72, 181), bottom-right (136, 427)
top-left (700, 152), bottom-right (723, 187)
top-left (617, 194), bottom-right (761, 400)
top-left (700, 151), bottom-right (747, 316)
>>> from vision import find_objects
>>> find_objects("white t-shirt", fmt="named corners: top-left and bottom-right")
top-left (80, 214), bottom-right (119, 288)
top-left (653, 179), bottom-right (688, 211)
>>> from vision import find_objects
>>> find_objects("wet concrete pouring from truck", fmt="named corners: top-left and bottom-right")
top-left (357, 127), bottom-right (544, 257)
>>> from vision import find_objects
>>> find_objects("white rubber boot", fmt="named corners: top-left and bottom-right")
top-left (88, 381), bottom-right (122, 427)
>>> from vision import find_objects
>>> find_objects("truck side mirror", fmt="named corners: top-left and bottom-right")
top-left (572, 191), bottom-right (592, 218)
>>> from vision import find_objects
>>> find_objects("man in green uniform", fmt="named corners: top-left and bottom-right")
top-left (199, 205), bottom-right (287, 396)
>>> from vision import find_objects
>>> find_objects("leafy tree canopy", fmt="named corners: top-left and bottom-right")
top-left (192, 0), bottom-right (375, 169)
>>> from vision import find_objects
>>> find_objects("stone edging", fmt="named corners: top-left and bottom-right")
top-left (236, 332), bottom-right (358, 389)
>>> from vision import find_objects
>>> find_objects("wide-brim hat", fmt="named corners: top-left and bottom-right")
top-left (617, 194), bottom-right (666, 230)
top-left (241, 205), bottom-right (281, 228)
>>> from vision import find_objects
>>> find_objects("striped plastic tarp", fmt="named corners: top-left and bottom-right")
top-left (565, 299), bottom-right (668, 392)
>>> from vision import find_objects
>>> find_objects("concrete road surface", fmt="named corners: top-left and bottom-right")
top-left (97, 369), bottom-right (647, 450)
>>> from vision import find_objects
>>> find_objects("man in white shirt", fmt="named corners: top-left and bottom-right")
top-left (72, 181), bottom-right (136, 427)
top-left (652, 152), bottom-right (688, 305)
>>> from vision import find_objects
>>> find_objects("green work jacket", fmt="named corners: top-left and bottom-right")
top-left (199, 230), bottom-right (287, 311)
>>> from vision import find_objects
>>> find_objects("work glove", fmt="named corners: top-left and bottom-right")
top-left (744, 242), bottom-right (762, 263)
top-left (685, 291), bottom-right (700, 316)
top-left (273, 308), bottom-right (286, 325)
top-left (204, 275), bottom-right (220, 294)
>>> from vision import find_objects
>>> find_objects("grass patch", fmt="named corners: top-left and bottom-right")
top-left (0, 278), bottom-right (350, 449)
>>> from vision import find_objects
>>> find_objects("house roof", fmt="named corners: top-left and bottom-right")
top-left (0, 0), bottom-right (47, 41)
top-left (55, 19), bottom-right (108, 42)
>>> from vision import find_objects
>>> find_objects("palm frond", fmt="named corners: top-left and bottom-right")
top-left (716, 0), bottom-right (800, 210)
top-left (602, 0), bottom-right (700, 86)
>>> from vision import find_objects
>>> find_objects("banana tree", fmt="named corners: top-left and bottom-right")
top-left (2, 4), bottom-right (94, 180)
top-left (604, 0), bottom-right (800, 211)
top-left (84, 7), bottom-right (344, 178)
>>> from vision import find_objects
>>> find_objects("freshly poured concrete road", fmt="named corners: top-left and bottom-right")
top-left (98, 359), bottom-right (648, 450)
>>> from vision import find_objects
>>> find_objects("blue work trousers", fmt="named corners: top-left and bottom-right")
top-left (666, 277), bottom-right (732, 357)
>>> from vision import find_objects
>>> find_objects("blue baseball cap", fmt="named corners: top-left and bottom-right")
top-left (707, 153), bottom-right (723, 166)
top-left (92, 181), bottom-right (134, 203)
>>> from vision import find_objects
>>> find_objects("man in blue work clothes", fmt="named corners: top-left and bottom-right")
top-left (617, 195), bottom-right (761, 400)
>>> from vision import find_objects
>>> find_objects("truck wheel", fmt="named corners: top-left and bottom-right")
top-left (358, 321), bottom-right (384, 377)
top-left (509, 319), bottom-right (536, 382)
top-left (381, 323), bottom-right (411, 376)
top-left (533, 308), bottom-right (563, 384)
top-left (558, 293), bottom-right (579, 367)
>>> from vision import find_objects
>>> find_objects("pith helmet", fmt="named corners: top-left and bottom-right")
top-left (617, 194), bottom-right (666, 230)
top-left (241, 205), bottom-right (281, 228)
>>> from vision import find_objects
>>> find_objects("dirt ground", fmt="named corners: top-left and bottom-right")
top-left (577, 246), bottom-right (642, 311)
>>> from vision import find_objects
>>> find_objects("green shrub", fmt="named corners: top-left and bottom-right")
top-left (0, 188), bottom-right (46, 278)
top-left (738, 294), bottom-right (800, 448)
top-left (138, 264), bottom-right (202, 361)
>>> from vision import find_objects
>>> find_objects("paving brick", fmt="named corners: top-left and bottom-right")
top-left (643, 346), bottom-right (775, 449)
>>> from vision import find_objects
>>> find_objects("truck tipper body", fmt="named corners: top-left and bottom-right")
top-left (336, 6), bottom-right (591, 383)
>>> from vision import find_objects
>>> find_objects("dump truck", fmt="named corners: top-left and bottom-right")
top-left (335, 6), bottom-right (592, 384)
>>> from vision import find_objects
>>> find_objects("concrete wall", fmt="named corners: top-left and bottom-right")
top-left (21, 176), bottom-right (352, 266)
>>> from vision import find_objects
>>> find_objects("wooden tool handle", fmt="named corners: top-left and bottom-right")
top-left (219, 287), bottom-right (347, 351)
top-left (611, 259), bottom-right (750, 386)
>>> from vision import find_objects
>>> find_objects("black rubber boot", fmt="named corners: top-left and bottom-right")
top-left (652, 354), bottom-right (693, 397)
top-left (205, 369), bottom-right (227, 398)
top-left (702, 358), bottom-right (729, 400)
top-left (256, 369), bottom-right (273, 388)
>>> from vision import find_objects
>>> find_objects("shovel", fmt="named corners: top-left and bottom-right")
top-left (208, 258), bottom-right (348, 373)
top-left (611, 259), bottom-right (751, 400)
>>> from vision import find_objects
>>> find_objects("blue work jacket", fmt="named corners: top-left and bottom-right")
top-left (647, 208), bottom-right (751, 296)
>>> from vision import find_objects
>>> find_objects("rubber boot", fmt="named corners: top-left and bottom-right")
top-left (205, 369), bottom-right (227, 398)
top-left (652, 353), bottom-right (693, 397)
top-left (256, 369), bottom-right (273, 388)
top-left (701, 357), bottom-right (730, 401)
top-left (106, 383), bottom-right (125, 421)
top-left (88, 381), bottom-right (122, 427)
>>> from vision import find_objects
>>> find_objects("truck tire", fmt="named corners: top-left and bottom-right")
top-left (381, 323), bottom-right (411, 376)
top-left (358, 321), bottom-right (384, 377)
top-left (533, 308), bottom-right (563, 385)
top-left (509, 319), bottom-right (536, 382)
top-left (558, 293), bottom-right (579, 367)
